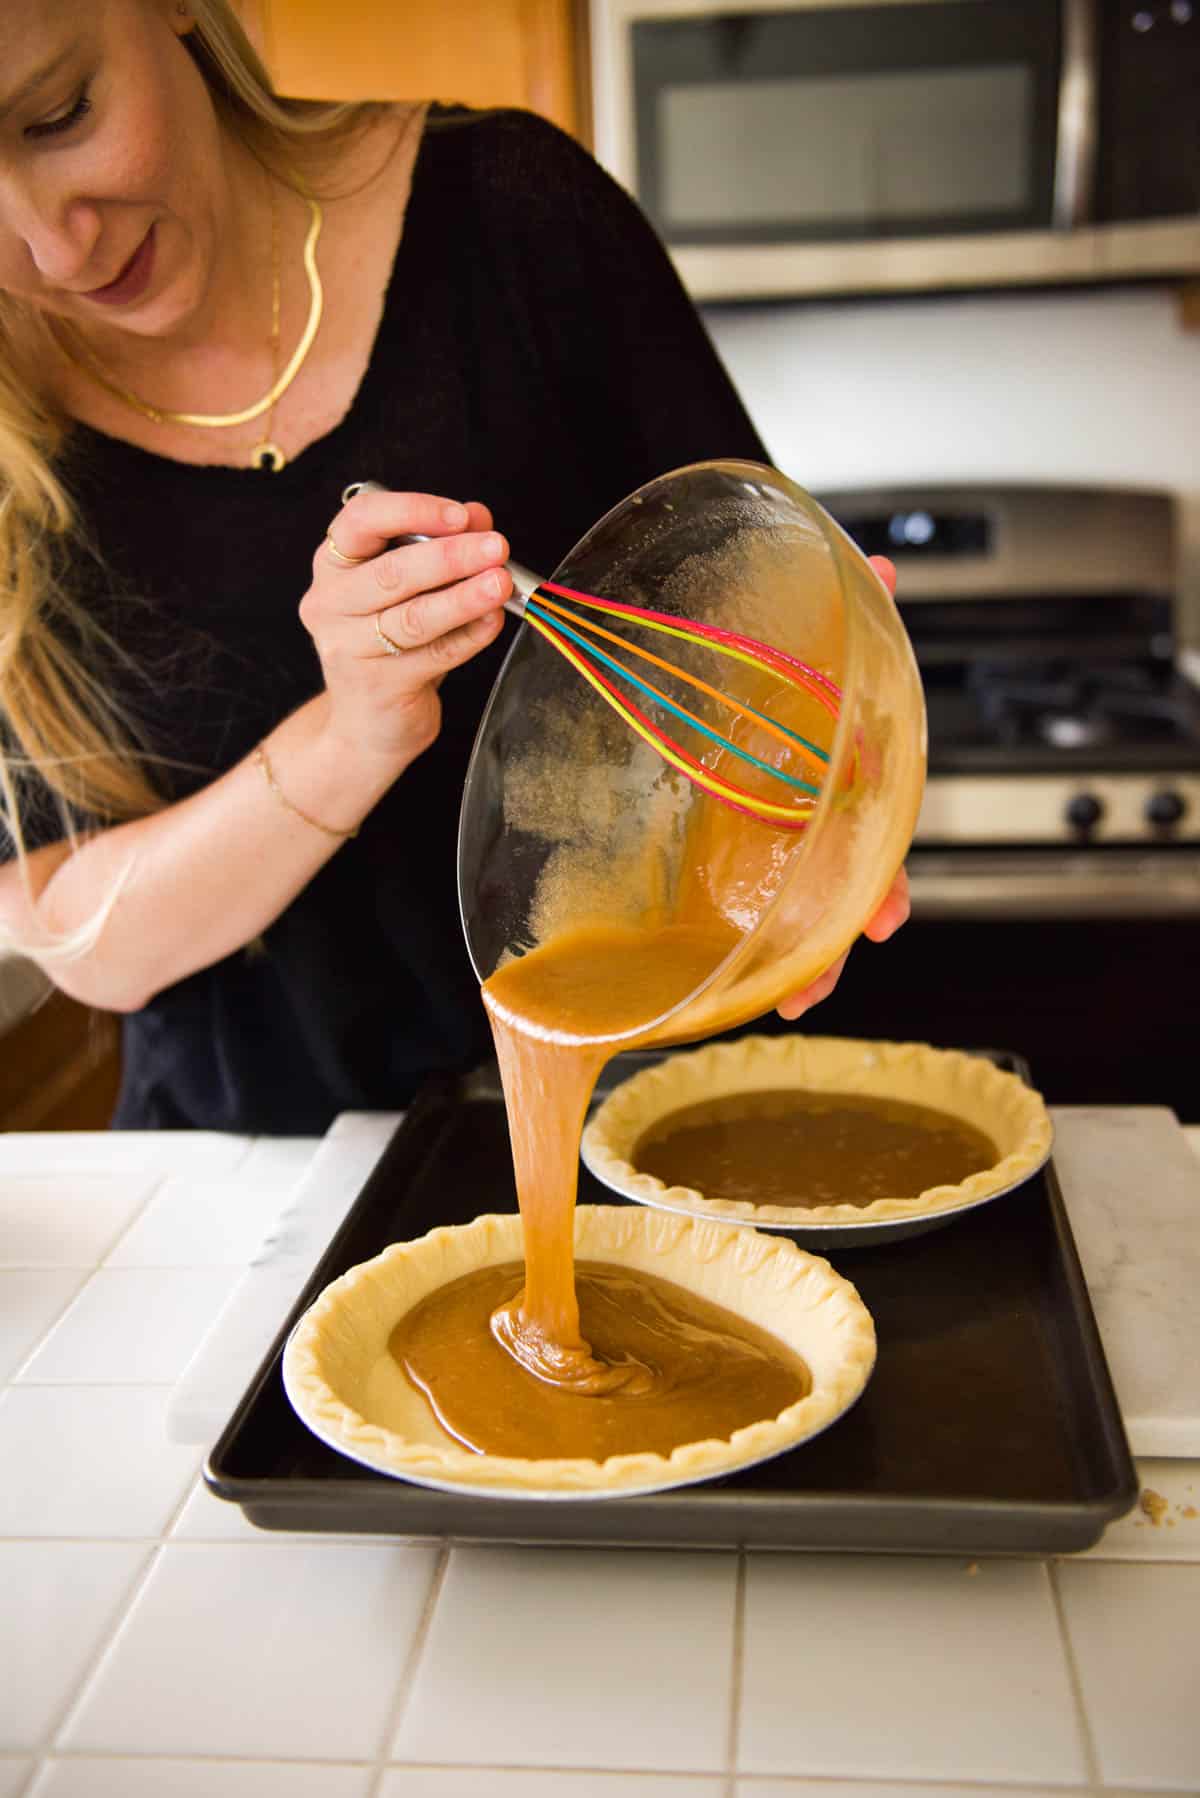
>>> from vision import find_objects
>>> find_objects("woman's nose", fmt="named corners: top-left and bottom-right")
top-left (0, 183), bottom-right (102, 288)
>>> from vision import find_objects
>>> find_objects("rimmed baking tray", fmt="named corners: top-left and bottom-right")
top-left (205, 1049), bottom-right (1138, 1555)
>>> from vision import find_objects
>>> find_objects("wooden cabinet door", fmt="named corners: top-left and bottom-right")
top-left (233, 0), bottom-right (587, 141)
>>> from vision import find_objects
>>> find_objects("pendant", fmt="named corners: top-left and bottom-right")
top-left (251, 440), bottom-right (286, 472)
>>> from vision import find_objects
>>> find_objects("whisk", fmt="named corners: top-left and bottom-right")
top-left (344, 485), bottom-right (842, 829)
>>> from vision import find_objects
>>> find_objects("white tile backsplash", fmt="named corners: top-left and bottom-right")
top-left (104, 1171), bottom-right (304, 1269)
top-left (739, 1554), bottom-right (1087, 1784)
top-left (16, 1267), bottom-right (241, 1384)
top-left (0, 1541), bottom-right (149, 1753)
top-left (0, 1386), bottom-right (202, 1539)
top-left (0, 1270), bottom-right (86, 1379)
top-left (0, 1133), bottom-right (249, 1178)
top-left (734, 1785), bottom-right (1025, 1798)
top-left (0, 1763), bottom-right (32, 1798)
top-left (380, 1774), bottom-right (723, 1798)
top-left (0, 1176), bottom-right (157, 1269)
top-left (59, 1542), bottom-right (439, 1760)
top-left (1055, 1559), bottom-right (1200, 1789)
top-left (29, 1759), bottom-right (372, 1798)
top-left (101, 1135), bottom-right (318, 1271)
top-left (393, 1546), bottom-right (737, 1772)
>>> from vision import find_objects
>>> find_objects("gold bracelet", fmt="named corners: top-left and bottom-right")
top-left (252, 743), bottom-right (359, 842)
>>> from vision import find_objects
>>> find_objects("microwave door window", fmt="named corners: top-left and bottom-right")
top-left (631, 2), bottom-right (1060, 246)
top-left (659, 67), bottom-right (1033, 236)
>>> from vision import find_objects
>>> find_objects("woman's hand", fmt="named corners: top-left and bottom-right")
top-left (299, 487), bottom-right (511, 770)
top-left (775, 555), bottom-right (911, 1023)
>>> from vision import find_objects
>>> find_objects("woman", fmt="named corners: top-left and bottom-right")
top-left (0, 0), bottom-right (908, 1131)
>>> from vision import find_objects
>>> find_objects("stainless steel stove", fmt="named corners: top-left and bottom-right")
top-left (792, 483), bottom-right (1199, 1116)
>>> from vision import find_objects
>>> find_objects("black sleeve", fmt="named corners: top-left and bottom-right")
top-left (470, 110), bottom-right (771, 506)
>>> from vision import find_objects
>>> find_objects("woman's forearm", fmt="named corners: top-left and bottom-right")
top-left (25, 695), bottom-right (406, 1012)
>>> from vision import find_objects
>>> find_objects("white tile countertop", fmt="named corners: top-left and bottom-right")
top-left (1, 1110), bottom-right (1198, 1798)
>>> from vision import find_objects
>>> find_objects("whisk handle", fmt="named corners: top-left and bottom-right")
top-left (339, 484), bottom-right (537, 620)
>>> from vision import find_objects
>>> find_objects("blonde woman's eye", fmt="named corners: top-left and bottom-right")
top-left (27, 87), bottom-right (92, 141)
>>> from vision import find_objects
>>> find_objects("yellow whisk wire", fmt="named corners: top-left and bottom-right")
top-left (531, 591), bottom-right (829, 776)
top-left (522, 612), bottom-right (816, 826)
top-left (543, 585), bottom-right (839, 718)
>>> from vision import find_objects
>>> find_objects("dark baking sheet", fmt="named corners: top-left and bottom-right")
top-left (205, 1049), bottom-right (1138, 1554)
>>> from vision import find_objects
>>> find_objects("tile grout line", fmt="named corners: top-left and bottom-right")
top-left (725, 1549), bottom-right (748, 1797)
top-left (30, 1538), bottom-right (165, 1770)
top-left (1047, 1558), bottom-right (1103, 1792)
top-left (364, 1540), bottom-right (451, 1796)
top-left (730, 1778), bottom-right (1191, 1793)
top-left (17, 1753), bottom-right (1200, 1788)
top-left (93, 1171), bottom-right (170, 1266)
top-left (0, 1268), bottom-right (92, 1388)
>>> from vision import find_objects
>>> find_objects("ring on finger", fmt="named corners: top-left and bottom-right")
top-left (374, 611), bottom-right (403, 657)
top-left (325, 528), bottom-right (371, 568)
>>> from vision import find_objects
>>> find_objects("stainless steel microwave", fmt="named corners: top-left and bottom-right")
top-left (589, 0), bottom-right (1200, 301)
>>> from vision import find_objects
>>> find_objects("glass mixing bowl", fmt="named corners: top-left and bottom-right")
top-left (457, 459), bottom-right (926, 1049)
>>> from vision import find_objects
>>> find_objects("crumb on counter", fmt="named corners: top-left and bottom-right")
top-left (1140, 1487), bottom-right (1169, 1526)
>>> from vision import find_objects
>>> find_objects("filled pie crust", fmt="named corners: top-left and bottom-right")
top-left (582, 1035), bottom-right (1053, 1227)
top-left (282, 1204), bottom-right (875, 1497)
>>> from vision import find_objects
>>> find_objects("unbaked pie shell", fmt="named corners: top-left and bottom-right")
top-left (581, 1035), bottom-right (1053, 1229)
top-left (282, 1204), bottom-right (875, 1498)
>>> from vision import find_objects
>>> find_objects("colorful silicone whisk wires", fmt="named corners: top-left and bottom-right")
top-left (516, 578), bottom-right (841, 829)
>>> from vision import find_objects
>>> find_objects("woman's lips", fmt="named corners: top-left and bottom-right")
top-left (85, 227), bottom-right (156, 307)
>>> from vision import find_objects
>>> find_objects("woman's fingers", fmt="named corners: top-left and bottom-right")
top-left (302, 491), bottom-right (511, 678)
top-left (775, 950), bottom-right (850, 1023)
top-left (869, 554), bottom-right (897, 597)
top-left (862, 865), bottom-right (911, 942)
top-left (321, 490), bottom-right (492, 571)
top-left (369, 532), bottom-right (511, 636)
top-left (773, 868), bottom-right (910, 1021)
top-left (773, 561), bottom-right (904, 1022)
top-left (376, 581), bottom-right (508, 687)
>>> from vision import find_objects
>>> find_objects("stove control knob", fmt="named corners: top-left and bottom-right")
top-left (1146, 788), bottom-right (1187, 829)
top-left (1065, 792), bottom-right (1105, 833)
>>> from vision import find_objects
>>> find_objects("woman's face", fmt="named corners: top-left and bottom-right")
top-left (0, 0), bottom-right (236, 343)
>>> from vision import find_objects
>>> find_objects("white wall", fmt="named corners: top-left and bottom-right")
top-left (704, 285), bottom-right (1199, 490)
top-left (704, 284), bottom-right (1200, 645)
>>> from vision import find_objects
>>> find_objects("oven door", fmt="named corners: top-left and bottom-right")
top-left (762, 845), bottom-right (1199, 1120)
top-left (906, 846), bottom-right (1200, 921)
top-left (595, 0), bottom-right (1068, 248)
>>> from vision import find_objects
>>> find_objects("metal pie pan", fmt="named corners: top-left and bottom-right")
top-left (579, 1140), bottom-right (1054, 1248)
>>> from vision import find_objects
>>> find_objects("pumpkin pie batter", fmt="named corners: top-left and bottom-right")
top-left (392, 1257), bottom-right (812, 1459)
top-left (388, 916), bottom-right (813, 1454)
top-left (633, 1089), bottom-right (999, 1209)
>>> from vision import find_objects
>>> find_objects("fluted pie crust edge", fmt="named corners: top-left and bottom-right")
top-left (282, 1205), bottom-right (876, 1497)
top-left (581, 1035), bottom-right (1054, 1226)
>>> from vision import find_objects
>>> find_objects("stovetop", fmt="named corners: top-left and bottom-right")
top-left (924, 659), bottom-right (1200, 777)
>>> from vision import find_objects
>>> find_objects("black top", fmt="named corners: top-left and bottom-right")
top-left (12, 107), bottom-right (768, 1132)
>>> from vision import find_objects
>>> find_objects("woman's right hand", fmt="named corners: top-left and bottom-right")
top-left (299, 488), bottom-right (511, 769)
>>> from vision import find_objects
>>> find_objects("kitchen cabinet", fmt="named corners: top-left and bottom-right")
top-left (232, 0), bottom-right (589, 142)
top-left (0, 985), bottom-right (120, 1131)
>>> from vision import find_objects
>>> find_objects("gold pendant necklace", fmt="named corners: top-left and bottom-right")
top-left (250, 194), bottom-right (286, 472)
top-left (59, 190), bottom-right (324, 471)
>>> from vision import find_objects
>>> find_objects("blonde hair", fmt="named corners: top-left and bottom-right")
top-left (0, 0), bottom-right (382, 894)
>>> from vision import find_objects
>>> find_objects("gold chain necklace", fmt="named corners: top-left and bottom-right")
top-left (59, 191), bottom-right (324, 472)
top-left (250, 194), bottom-right (286, 471)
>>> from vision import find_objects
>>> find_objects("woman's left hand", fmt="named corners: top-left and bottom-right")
top-left (774, 555), bottom-right (912, 1023)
